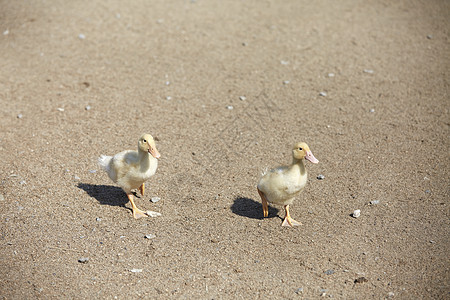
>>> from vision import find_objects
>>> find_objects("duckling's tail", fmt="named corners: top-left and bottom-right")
top-left (98, 155), bottom-right (112, 171)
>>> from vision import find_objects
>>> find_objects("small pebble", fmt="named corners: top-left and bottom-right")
top-left (354, 277), bottom-right (368, 284)
top-left (239, 96), bottom-right (246, 101)
top-left (78, 34), bottom-right (86, 40)
top-left (19, 180), bottom-right (26, 185)
top-left (17, 114), bottom-right (23, 119)
top-left (387, 292), bottom-right (394, 297)
top-left (426, 35), bottom-right (432, 39)
top-left (295, 287), bottom-right (303, 294)
top-left (96, 217), bottom-right (101, 222)
top-left (328, 73), bottom-right (335, 77)
top-left (145, 234), bottom-right (156, 239)
top-left (317, 174), bottom-right (325, 180)
top-left (429, 240), bottom-right (435, 244)
top-left (130, 268), bottom-right (143, 273)
top-left (146, 211), bottom-right (162, 217)
top-left (57, 107), bottom-right (64, 112)
top-left (165, 81), bottom-right (170, 86)
top-left (369, 108), bottom-right (375, 113)
top-left (78, 257), bottom-right (89, 263)
top-left (280, 60), bottom-right (289, 65)
top-left (226, 105), bottom-right (233, 110)
top-left (319, 91), bottom-right (327, 97)
top-left (74, 175), bottom-right (80, 180)
top-left (369, 200), bottom-right (380, 205)
top-left (242, 42), bottom-right (247, 46)
top-left (352, 209), bottom-right (361, 218)
top-left (283, 80), bottom-right (290, 85)
top-left (85, 105), bottom-right (91, 110)
top-left (363, 69), bottom-right (374, 74)
top-left (425, 190), bottom-right (431, 194)
top-left (89, 170), bottom-right (97, 173)
top-left (116, 13), bottom-right (121, 19)
top-left (166, 96), bottom-right (172, 100)
top-left (3, 29), bottom-right (9, 35)
top-left (324, 269), bottom-right (335, 275)
top-left (0, 194), bottom-right (4, 201)
top-left (150, 196), bottom-right (160, 203)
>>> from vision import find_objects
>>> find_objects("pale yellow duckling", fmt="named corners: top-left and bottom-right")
top-left (98, 134), bottom-right (161, 219)
top-left (257, 142), bottom-right (319, 227)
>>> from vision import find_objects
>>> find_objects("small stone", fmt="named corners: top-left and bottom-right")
top-left (426, 35), bottom-right (432, 39)
top-left (130, 268), bottom-right (143, 273)
top-left (116, 13), bottom-right (121, 19)
top-left (328, 73), bottom-right (335, 77)
top-left (57, 107), bottom-right (64, 112)
top-left (295, 287), bottom-right (303, 294)
top-left (17, 114), bottom-right (23, 119)
top-left (363, 69), bottom-right (374, 74)
top-left (369, 108), bottom-right (375, 113)
top-left (317, 174), bottom-right (325, 180)
top-left (89, 170), bottom-right (97, 173)
top-left (146, 211), bottom-right (162, 217)
top-left (19, 180), bottom-right (26, 185)
top-left (324, 269), bottom-right (335, 275)
top-left (242, 42), bottom-right (247, 46)
top-left (150, 196), bottom-right (160, 203)
top-left (319, 91), bottom-right (327, 97)
top-left (166, 96), bottom-right (172, 100)
top-left (3, 29), bottom-right (9, 35)
top-left (369, 200), bottom-right (380, 205)
top-left (239, 96), bottom-right (246, 101)
top-left (354, 277), bottom-right (368, 284)
top-left (352, 209), bottom-right (361, 218)
top-left (78, 33), bottom-right (86, 40)
top-left (145, 234), bottom-right (156, 239)
top-left (280, 60), bottom-right (289, 65)
top-left (85, 105), bottom-right (91, 110)
top-left (165, 81), bottom-right (170, 86)
top-left (74, 175), bottom-right (80, 180)
top-left (96, 217), bottom-right (101, 222)
top-left (0, 194), bottom-right (4, 201)
top-left (425, 190), bottom-right (431, 194)
top-left (226, 105), bottom-right (233, 110)
top-left (387, 292), bottom-right (394, 297)
top-left (78, 257), bottom-right (89, 263)
top-left (429, 240), bottom-right (435, 244)
top-left (283, 80), bottom-right (290, 85)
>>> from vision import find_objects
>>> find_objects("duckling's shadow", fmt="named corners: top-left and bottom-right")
top-left (231, 197), bottom-right (279, 220)
top-left (77, 183), bottom-right (129, 207)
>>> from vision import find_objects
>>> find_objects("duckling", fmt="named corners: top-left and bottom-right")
top-left (257, 142), bottom-right (318, 227)
top-left (98, 134), bottom-right (161, 219)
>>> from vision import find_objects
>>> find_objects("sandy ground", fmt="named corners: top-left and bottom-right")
top-left (0, 0), bottom-right (449, 299)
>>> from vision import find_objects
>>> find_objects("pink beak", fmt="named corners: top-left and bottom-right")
top-left (148, 144), bottom-right (161, 159)
top-left (305, 151), bottom-right (319, 164)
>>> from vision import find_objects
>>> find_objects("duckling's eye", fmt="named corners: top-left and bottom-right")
top-left (298, 147), bottom-right (303, 151)
top-left (143, 139), bottom-right (147, 143)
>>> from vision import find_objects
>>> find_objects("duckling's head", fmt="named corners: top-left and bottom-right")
top-left (292, 142), bottom-right (319, 163)
top-left (138, 134), bottom-right (161, 158)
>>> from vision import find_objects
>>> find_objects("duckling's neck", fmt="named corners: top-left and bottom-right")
top-left (291, 158), bottom-right (307, 176)
top-left (138, 150), bottom-right (152, 169)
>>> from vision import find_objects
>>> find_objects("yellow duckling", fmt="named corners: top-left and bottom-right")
top-left (257, 142), bottom-right (319, 227)
top-left (98, 134), bottom-right (161, 219)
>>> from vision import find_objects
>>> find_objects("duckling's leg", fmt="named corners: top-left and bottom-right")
top-left (139, 183), bottom-right (145, 196)
top-left (127, 193), bottom-right (148, 219)
top-left (257, 188), bottom-right (269, 217)
top-left (281, 205), bottom-right (302, 227)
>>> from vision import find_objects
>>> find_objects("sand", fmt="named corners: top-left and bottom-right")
top-left (0, 0), bottom-right (449, 298)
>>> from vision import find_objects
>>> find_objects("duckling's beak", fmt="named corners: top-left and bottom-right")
top-left (305, 151), bottom-right (319, 164)
top-left (148, 144), bottom-right (161, 159)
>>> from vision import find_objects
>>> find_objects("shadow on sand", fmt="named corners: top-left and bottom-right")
top-left (77, 183), bottom-right (130, 207)
top-left (231, 197), bottom-right (279, 219)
